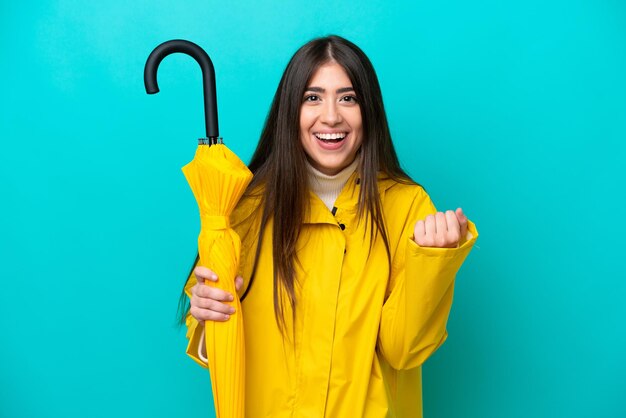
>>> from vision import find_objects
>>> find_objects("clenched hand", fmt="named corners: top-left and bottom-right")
top-left (413, 208), bottom-right (468, 248)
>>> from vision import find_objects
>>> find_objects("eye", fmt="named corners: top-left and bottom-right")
top-left (340, 95), bottom-right (358, 103)
top-left (304, 94), bottom-right (320, 102)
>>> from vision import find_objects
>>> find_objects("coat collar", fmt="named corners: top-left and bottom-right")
top-left (303, 171), bottom-right (397, 225)
top-left (233, 172), bottom-right (399, 226)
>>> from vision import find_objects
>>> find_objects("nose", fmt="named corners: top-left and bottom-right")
top-left (320, 101), bottom-right (342, 125)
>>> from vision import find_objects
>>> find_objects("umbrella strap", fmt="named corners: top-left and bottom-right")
top-left (200, 215), bottom-right (230, 230)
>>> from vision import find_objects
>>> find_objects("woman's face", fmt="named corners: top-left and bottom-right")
top-left (299, 62), bottom-right (363, 176)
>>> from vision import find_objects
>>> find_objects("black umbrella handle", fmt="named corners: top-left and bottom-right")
top-left (144, 39), bottom-right (219, 140)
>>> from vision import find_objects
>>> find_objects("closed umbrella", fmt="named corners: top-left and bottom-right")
top-left (144, 39), bottom-right (251, 418)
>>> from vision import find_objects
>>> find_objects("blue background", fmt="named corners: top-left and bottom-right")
top-left (1, 1), bottom-right (625, 417)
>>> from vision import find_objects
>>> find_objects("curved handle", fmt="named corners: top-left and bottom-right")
top-left (144, 39), bottom-right (219, 139)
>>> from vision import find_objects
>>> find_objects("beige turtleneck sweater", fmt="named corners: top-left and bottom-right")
top-left (305, 158), bottom-right (359, 211)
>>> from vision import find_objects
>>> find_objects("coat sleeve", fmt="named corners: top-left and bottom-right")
top-left (377, 187), bottom-right (478, 370)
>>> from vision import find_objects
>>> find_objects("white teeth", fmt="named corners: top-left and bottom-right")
top-left (315, 132), bottom-right (347, 140)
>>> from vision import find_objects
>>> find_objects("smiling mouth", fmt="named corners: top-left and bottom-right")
top-left (314, 132), bottom-right (347, 143)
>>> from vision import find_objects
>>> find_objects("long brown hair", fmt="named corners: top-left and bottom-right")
top-left (241, 35), bottom-right (415, 334)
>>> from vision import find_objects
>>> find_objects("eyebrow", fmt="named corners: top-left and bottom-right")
top-left (305, 86), bottom-right (355, 94)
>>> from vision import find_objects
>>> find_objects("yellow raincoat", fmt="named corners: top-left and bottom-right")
top-left (185, 171), bottom-right (478, 417)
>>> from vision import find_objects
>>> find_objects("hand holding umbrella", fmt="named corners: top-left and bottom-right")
top-left (144, 39), bottom-right (251, 418)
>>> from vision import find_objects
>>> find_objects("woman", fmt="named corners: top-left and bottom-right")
top-left (183, 35), bottom-right (477, 417)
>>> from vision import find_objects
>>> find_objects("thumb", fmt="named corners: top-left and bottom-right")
top-left (455, 207), bottom-right (467, 224)
top-left (194, 267), bottom-right (204, 284)
top-left (193, 266), bottom-right (218, 284)
top-left (456, 207), bottom-right (468, 239)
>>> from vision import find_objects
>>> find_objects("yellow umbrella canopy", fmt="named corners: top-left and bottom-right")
top-left (144, 40), bottom-right (252, 417)
top-left (182, 142), bottom-right (252, 418)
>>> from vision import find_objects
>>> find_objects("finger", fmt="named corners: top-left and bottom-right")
top-left (194, 266), bottom-right (218, 283)
top-left (420, 215), bottom-right (436, 246)
top-left (413, 220), bottom-right (425, 245)
top-left (414, 219), bottom-right (425, 237)
top-left (445, 210), bottom-right (460, 232)
top-left (456, 207), bottom-right (468, 239)
top-left (435, 212), bottom-right (447, 246)
top-left (435, 212), bottom-right (447, 232)
top-left (445, 210), bottom-right (460, 246)
top-left (192, 295), bottom-right (236, 315)
top-left (196, 284), bottom-right (234, 302)
top-left (190, 306), bottom-right (231, 322)
top-left (235, 276), bottom-right (244, 292)
top-left (425, 214), bottom-right (436, 237)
